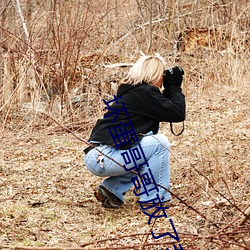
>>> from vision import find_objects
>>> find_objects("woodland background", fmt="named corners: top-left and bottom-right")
top-left (0, 0), bottom-right (249, 249)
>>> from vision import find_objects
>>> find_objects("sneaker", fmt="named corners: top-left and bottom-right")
top-left (94, 186), bottom-right (123, 208)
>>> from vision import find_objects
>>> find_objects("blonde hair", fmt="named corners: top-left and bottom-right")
top-left (122, 54), bottom-right (165, 85)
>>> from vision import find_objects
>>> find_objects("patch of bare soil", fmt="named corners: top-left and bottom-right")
top-left (0, 83), bottom-right (249, 249)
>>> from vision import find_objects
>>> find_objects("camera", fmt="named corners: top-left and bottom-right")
top-left (164, 67), bottom-right (175, 75)
top-left (163, 66), bottom-right (184, 88)
top-left (163, 66), bottom-right (184, 77)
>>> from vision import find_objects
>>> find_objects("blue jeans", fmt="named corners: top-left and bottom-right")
top-left (84, 134), bottom-right (170, 203)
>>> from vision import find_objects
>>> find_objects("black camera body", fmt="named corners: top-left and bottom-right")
top-left (164, 67), bottom-right (175, 75)
top-left (163, 66), bottom-right (184, 88)
top-left (163, 66), bottom-right (184, 77)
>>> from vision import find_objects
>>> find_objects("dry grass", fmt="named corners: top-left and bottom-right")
top-left (0, 0), bottom-right (249, 249)
top-left (0, 67), bottom-right (249, 249)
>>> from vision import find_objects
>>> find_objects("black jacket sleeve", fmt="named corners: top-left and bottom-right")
top-left (142, 86), bottom-right (186, 122)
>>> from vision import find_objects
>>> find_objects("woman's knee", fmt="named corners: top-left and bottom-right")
top-left (151, 134), bottom-right (170, 149)
top-left (140, 133), bottom-right (170, 150)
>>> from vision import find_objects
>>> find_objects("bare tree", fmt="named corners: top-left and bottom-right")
top-left (13, 0), bottom-right (38, 104)
top-left (200, 0), bottom-right (207, 27)
top-left (0, 0), bottom-right (15, 117)
top-left (168, 0), bottom-right (175, 42)
top-left (147, 0), bottom-right (153, 53)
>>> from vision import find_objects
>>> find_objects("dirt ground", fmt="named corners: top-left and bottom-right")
top-left (0, 81), bottom-right (249, 249)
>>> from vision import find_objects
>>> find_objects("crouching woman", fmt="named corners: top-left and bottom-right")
top-left (84, 54), bottom-right (186, 208)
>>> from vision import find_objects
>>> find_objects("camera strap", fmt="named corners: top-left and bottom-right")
top-left (170, 121), bottom-right (185, 136)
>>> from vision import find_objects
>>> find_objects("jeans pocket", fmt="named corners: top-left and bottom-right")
top-left (84, 145), bottom-right (113, 177)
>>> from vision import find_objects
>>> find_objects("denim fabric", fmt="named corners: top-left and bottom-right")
top-left (84, 134), bottom-right (170, 203)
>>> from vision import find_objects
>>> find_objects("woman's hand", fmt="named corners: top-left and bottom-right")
top-left (163, 66), bottom-right (184, 88)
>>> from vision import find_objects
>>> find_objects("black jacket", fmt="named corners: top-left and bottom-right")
top-left (88, 83), bottom-right (185, 146)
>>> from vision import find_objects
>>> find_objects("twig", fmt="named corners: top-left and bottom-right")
top-left (217, 238), bottom-right (250, 250)
top-left (1, 229), bottom-right (248, 249)
top-left (219, 206), bottom-right (250, 232)
top-left (41, 112), bottom-right (214, 225)
top-left (103, 63), bottom-right (134, 68)
top-left (203, 139), bottom-right (237, 205)
top-left (81, 231), bottom-right (194, 248)
top-left (141, 210), bottom-right (160, 249)
top-left (150, 135), bottom-right (218, 226)
top-left (190, 163), bottom-right (248, 217)
top-left (39, 112), bottom-right (250, 250)
top-left (239, 207), bottom-right (250, 226)
top-left (13, 0), bottom-right (30, 45)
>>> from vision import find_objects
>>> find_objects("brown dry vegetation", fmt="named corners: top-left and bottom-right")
top-left (0, 0), bottom-right (249, 249)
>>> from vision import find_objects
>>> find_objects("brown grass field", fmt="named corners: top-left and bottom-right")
top-left (0, 0), bottom-right (249, 249)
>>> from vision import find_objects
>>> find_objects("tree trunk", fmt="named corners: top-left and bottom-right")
top-left (13, 0), bottom-right (38, 104)
top-left (147, 0), bottom-right (153, 54)
top-left (200, 0), bottom-right (207, 27)
top-left (0, 0), bottom-right (15, 113)
top-left (168, 0), bottom-right (175, 42)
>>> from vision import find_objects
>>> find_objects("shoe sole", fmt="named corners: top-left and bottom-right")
top-left (139, 200), bottom-right (172, 209)
top-left (94, 187), bottom-right (121, 208)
